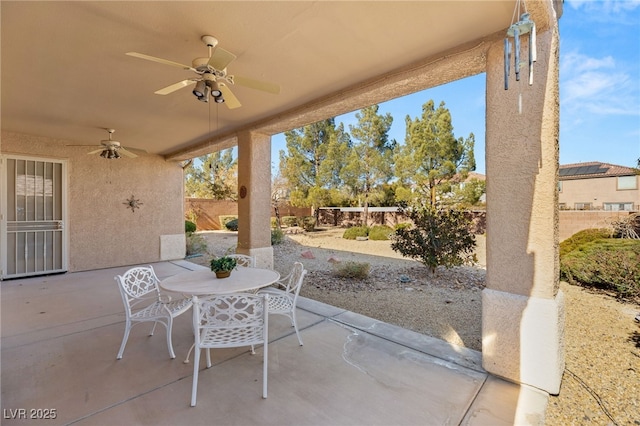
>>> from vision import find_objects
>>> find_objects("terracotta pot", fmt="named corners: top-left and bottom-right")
top-left (215, 270), bottom-right (231, 279)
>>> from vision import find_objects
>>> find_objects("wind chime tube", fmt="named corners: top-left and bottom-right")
top-left (504, 38), bottom-right (510, 90)
top-left (514, 27), bottom-right (521, 81)
top-left (529, 23), bottom-right (537, 85)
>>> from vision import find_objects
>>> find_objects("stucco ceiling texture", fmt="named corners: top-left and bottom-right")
top-left (1, 1), bottom-right (515, 160)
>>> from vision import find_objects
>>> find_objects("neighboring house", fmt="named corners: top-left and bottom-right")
top-left (558, 162), bottom-right (639, 211)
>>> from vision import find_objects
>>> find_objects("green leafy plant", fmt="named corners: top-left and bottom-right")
top-left (391, 204), bottom-right (475, 274)
top-left (560, 238), bottom-right (640, 301)
top-left (271, 228), bottom-right (285, 245)
top-left (210, 256), bottom-right (237, 272)
top-left (300, 216), bottom-right (316, 232)
top-left (185, 220), bottom-right (196, 234)
top-left (282, 216), bottom-right (298, 227)
top-left (225, 218), bottom-right (239, 231)
top-left (332, 261), bottom-right (370, 279)
top-left (219, 215), bottom-right (238, 230)
top-left (559, 228), bottom-right (611, 257)
top-left (369, 225), bottom-right (393, 241)
top-left (343, 226), bottom-right (369, 240)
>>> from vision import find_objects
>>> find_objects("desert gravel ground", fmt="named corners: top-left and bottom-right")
top-left (193, 228), bottom-right (640, 425)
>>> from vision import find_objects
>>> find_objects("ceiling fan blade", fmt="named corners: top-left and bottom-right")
top-left (233, 75), bottom-right (280, 94)
top-left (126, 52), bottom-right (194, 71)
top-left (219, 83), bottom-right (242, 109)
top-left (87, 148), bottom-right (103, 155)
top-left (119, 148), bottom-right (138, 158)
top-left (208, 47), bottom-right (236, 70)
top-left (155, 79), bottom-right (197, 95)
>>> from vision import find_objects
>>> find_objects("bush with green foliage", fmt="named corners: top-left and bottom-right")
top-left (300, 216), bottom-right (316, 231)
top-left (560, 238), bottom-right (640, 301)
top-left (391, 205), bottom-right (476, 274)
top-left (185, 220), bottom-right (196, 234)
top-left (225, 218), bottom-right (238, 231)
top-left (271, 228), bottom-right (285, 245)
top-left (369, 225), bottom-right (393, 241)
top-left (559, 228), bottom-right (611, 257)
top-left (343, 226), bottom-right (369, 240)
top-left (332, 261), bottom-right (370, 279)
top-left (282, 216), bottom-right (298, 227)
top-left (219, 215), bottom-right (237, 229)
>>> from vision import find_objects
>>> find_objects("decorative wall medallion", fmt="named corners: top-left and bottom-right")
top-left (124, 195), bottom-right (143, 212)
top-left (239, 185), bottom-right (247, 199)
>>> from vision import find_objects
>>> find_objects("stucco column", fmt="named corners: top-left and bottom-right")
top-left (482, 24), bottom-right (564, 394)
top-left (236, 131), bottom-right (274, 269)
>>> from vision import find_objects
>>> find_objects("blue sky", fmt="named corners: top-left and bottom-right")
top-left (271, 0), bottom-right (640, 175)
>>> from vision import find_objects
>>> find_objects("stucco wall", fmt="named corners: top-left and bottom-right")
top-left (2, 131), bottom-right (185, 272)
top-left (559, 210), bottom-right (636, 241)
top-left (559, 176), bottom-right (640, 210)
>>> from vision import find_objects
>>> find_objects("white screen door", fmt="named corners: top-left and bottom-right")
top-left (1, 156), bottom-right (67, 279)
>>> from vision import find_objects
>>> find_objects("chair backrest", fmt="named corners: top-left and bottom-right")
top-left (227, 254), bottom-right (256, 268)
top-left (192, 293), bottom-right (268, 348)
top-left (115, 266), bottom-right (161, 312)
top-left (285, 262), bottom-right (307, 296)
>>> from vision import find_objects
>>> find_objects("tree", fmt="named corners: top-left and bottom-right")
top-left (341, 105), bottom-right (395, 225)
top-left (395, 100), bottom-right (475, 206)
top-left (391, 204), bottom-right (476, 274)
top-left (279, 119), bottom-right (350, 220)
top-left (184, 149), bottom-right (237, 200)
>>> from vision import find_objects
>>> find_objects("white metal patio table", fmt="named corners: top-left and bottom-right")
top-left (160, 267), bottom-right (280, 363)
top-left (160, 267), bottom-right (280, 295)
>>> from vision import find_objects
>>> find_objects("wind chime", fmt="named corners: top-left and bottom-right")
top-left (504, 3), bottom-right (537, 90)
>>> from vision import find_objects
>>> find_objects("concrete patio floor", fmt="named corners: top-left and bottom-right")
top-left (1, 261), bottom-right (548, 425)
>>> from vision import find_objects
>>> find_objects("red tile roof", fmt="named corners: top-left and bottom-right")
top-left (559, 161), bottom-right (638, 180)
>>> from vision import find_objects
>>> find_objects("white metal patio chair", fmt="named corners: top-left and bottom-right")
top-left (258, 262), bottom-right (307, 346)
top-left (115, 265), bottom-right (192, 359)
top-left (191, 293), bottom-right (269, 406)
top-left (227, 253), bottom-right (256, 267)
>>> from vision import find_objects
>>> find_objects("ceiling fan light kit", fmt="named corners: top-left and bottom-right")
top-left (126, 35), bottom-right (279, 109)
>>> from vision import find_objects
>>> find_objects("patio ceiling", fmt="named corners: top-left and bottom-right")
top-left (2, 1), bottom-right (521, 161)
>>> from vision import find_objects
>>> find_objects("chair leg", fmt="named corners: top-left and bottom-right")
top-left (191, 348), bottom-right (200, 407)
top-left (117, 322), bottom-right (131, 359)
top-left (149, 321), bottom-right (158, 336)
top-left (206, 348), bottom-right (212, 368)
top-left (263, 340), bottom-right (268, 399)
top-left (166, 318), bottom-right (176, 359)
top-left (292, 311), bottom-right (304, 346)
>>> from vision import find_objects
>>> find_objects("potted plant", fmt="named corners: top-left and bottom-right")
top-left (210, 256), bottom-right (237, 279)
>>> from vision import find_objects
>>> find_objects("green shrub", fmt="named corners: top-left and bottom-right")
top-left (560, 238), bottom-right (640, 301)
top-left (186, 233), bottom-right (207, 256)
top-left (394, 222), bottom-right (412, 231)
top-left (343, 226), bottom-right (369, 240)
top-left (369, 225), bottom-right (393, 241)
top-left (185, 220), bottom-right (196, 234)
top-left (225, 218), bottom-right (238, 231)
top-left (271, 228), bottom-right (285, 245)
top-left (560, 228), bottom-right (611, 257)
top-left (219, 215), bottom-right (238, 229)
top-left (332, 261), bottom-right (370, 279)
top-left (391, 205), bottom-right (475, 274)
top-left (300, 216), bottom-right (316, 232)
top-left (270, 217), bottom-right (278, 229)
top-left (282, 216), bottom-right (298, 227)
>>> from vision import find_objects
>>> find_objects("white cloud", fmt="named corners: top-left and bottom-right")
top-left (561, 51), bottom-right (638, 116)
top-left (567, 0), bottom-right (640, 14)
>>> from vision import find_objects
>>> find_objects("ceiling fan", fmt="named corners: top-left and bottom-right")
top-left (86, 129), bottom-right (138, 159)
top-left (126, 35), bottom-right (280, 109)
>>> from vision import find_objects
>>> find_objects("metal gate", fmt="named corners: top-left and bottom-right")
top-left (1, 156), bottom-right (67, 279)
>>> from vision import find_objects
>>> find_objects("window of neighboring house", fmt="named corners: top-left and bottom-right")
top-left (603, 202), bottom-right (634, 211)
top-left (575, 202), bottom-right (592, 210)
top-left (558, 181), bottom-right (563, 192)
top-left (617, 175), bottom-right (638, 190)
top-left (559, 202), bottom-right (567, 210)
